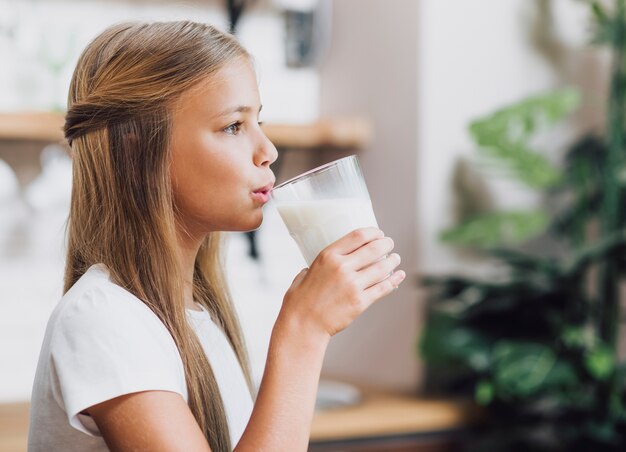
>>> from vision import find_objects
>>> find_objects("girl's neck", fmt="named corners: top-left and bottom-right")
top-left (177, 230), bottom-right (204, 312)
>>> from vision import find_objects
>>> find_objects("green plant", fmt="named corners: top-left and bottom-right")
top-left (419, 2), bottom-right (626, 450)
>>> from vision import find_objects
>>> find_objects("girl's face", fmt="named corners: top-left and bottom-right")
top-left (169, 57), bottom-right (278, 238)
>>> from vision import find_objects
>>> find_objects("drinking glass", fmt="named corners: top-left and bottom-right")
top-left (270, 155), bottom-right (380, 266)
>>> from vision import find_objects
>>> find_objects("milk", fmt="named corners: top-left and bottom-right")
top-left (274, 197), bottom-right (379, 266)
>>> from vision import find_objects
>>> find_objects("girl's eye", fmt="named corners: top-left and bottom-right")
top-left (224, 122), bottom-right (242, 135)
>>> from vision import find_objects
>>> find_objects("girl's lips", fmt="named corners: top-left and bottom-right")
top-left (251, 181), bottom-right (275, 204)
top-left (253, 182), bottom-right (275, 193)
top-left (251, 189), bottom-right (270, 204)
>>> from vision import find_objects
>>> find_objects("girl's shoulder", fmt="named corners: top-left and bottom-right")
top-left (53, 264), bottom-right (161, 328)
top-left (47, 264), bottom-right (181, 361)
top-left (32, 264), bottom-right (187, 439)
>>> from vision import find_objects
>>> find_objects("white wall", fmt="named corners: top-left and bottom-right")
top-left (314, 0), bottom-right (609, 393)
top-left (417, 0), bottom-right (607, 275)
top-left (318, 0), bottom-right (421, 393)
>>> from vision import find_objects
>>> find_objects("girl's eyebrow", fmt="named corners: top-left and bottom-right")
top-left (215, 104), bottom-right (263, 118)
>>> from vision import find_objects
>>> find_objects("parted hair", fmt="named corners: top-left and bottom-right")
top-left (63, 21), bottom-right (253, 451)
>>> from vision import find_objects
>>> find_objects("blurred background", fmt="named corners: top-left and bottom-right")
top-left (1, 0), bottom-right (625, 451)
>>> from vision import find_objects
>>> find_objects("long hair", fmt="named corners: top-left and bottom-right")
top-left (63, 21), bottom-right (253, 451)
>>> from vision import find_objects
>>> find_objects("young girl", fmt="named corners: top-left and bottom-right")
top-left (28, 21), bottom-right (405, 452)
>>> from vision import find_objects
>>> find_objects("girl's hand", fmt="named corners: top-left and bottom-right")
top-left (243, 227), bottom-right (403, 451)
top-left (278, 227), bottom-right (405, 341)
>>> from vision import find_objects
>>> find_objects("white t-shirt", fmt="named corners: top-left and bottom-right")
top-left (28, 264), bottom-right (253, 451)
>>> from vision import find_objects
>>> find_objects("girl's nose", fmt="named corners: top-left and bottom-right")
top-left (255, 129), bottom-right (278, 168)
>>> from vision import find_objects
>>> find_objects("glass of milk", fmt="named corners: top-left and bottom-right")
top-left (270, 155), bottom-right (379, 266)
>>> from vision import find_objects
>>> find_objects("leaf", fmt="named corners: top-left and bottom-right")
top-left (477, 143), bottom-right (563, 188)
top-left (542, 360), bottom-right (580, 390)
top-left (468, 89), bottom-right (580, 189)
top-left (561, 324), bottom-right (596, 349)
top-left (585, 419), bottom-right (619, 443)
top-left (492, 342), bottom-right (556, 398)
top-left (470, 89), bottom-right (580, 145)
top-left (489, 247), bottom-right (559, 274)
top-left (562, 229), bottom-right (626, 276)
top-left (591, 1), bottom-right (608, 24)
top-left (588, 1), bottom-right (619, 45)
top-left (609, 389), bottom-right (626, 421)
top-left (419, 313), bottom-right (491, 371)
top-left (475, 379), bottom-right (494, 405)
top-left (440, 210), bottom-right (549, 248)
top-left (584, 344), bottom-right (615, 380)
top-left (562, 134), bottom-right (605, 183)
top-left (550, 188), bottom-right (601, 244)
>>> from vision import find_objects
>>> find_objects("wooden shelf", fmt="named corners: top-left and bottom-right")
top-left (0, 112), bottom-right (66, 142)
top-left (0, 112), bottom-right (372, 149)
top-left (0, 403), bottom-right (28, 452)
top-left (310, 390), bottom-right (480, 443)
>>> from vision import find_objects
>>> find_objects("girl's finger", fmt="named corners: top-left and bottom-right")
top-left (322, 227), bottom-right (384, 257)
top-left (293, 268), bottom-right (308, 282)
top-left (362, 270), bottom-right (406, 307)
top-left (357, 253), bottom-right (401, 289)
top-left (345, 237), bottom-right (394, 271)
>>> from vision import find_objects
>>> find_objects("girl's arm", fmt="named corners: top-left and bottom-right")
top-left (234, 313), bottom-right (329, 451)
top-left (87, 390), bottom-right (211, 452)
top-left (88, 227), bottom-right (404, 451)
top-left (235, 227), bottom-right (404, 451)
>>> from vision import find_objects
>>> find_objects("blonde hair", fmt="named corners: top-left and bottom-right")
top-left (64, 21), bottom-right (253, 451)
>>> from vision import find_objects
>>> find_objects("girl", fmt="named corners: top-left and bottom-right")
top-left (28, 21), bottom-right (405, 452)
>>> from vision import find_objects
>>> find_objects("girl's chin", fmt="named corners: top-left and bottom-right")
top-left (249, 217), bottom-right (264, 231)
top-left (240, 212), bottom-right (264, 232)
top-left (216, 209), bottom-right (264, 233)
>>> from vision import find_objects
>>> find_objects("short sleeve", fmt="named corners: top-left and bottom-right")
top-left (49, 284), bottom-right (187, 436)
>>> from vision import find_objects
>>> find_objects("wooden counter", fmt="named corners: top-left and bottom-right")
top-left (0, 112), bottom-right (372, 149)
top-left (310, 391), bottom-right (481, 451)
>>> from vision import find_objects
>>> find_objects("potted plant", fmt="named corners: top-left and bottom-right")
top-left (420, 1), bottom-right (626, 450)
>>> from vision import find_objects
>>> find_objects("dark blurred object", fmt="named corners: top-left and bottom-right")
top-left (225, 0), bottom-right (254, 34)
top-left (284, 9), bottom-right (315, 67)
top-left (419, 1), bottom-right (626, 451)
top-left (283, 0), bottom-right (331, 68)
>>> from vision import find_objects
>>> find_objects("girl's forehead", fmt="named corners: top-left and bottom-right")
top-left (173, 58), bottom-right (261, 115)
top-left (198, 57), bottom-right (257, 92)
